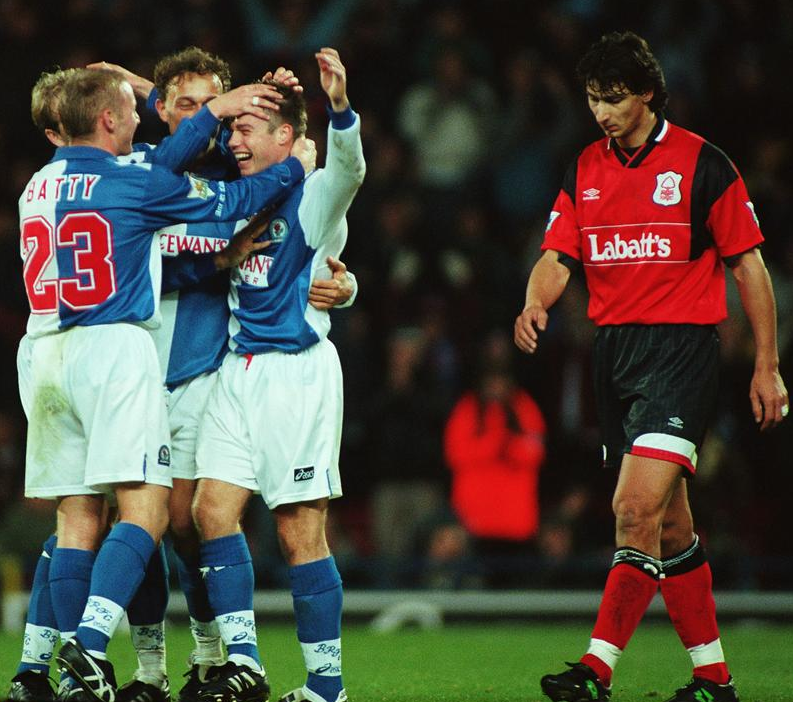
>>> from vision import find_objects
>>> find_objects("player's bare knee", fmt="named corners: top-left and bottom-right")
top-left (614, 498), bottom-right (663, 546)
top-left (169, 500), bottom-right (196, 541)
top-left (193, 500), bottom-right (238, 540)
top-left (276, 522), bottom-right (329, 567)
top-left (660, 519), bottom-right (695, 558)
top-left (278, 536), bottom-right (329, 567)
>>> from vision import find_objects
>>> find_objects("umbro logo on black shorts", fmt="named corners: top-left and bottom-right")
top-left (294, 466), bottom-right (315, 482)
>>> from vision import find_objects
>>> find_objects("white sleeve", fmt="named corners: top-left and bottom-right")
top-left (298, 111), bottom-right (366, 250)
top-left (335, 270), bottom-right (358, 308)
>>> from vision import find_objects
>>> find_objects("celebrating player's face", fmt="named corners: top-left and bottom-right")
top-left (228, 113), bottom-right (291, 177)
top-left (157, 72), bottom-right (224, 135)
top-left (586, 82), bottom-right (653, 148)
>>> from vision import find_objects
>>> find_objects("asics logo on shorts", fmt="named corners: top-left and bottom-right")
top-left (294, 466), bottom-right (315, 482)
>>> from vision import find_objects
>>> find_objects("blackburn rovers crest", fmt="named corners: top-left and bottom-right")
top-left (652, 171), bottom-right (683, 206)
top-left (270, 218), bottom-right (289, 243)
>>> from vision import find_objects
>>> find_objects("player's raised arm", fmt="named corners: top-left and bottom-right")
top-left (514, 249), bottom-right (572, 354)
top-left (316, 47), bottom-right (349, 112)
top-left (298, 49), bottom-right (365, 249)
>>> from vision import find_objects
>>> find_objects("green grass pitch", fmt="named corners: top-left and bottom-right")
top-left (1, 622), bottom-right (791, 701)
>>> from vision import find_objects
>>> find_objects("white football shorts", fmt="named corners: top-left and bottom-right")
top-left (195, 338), bottom-right (343, 508)
top-left (17, 334), bottom-right (33, 419)
top-left (166, 371), bottom-right (218, 480)
top-left (22, 324), bottom-right (172, 498)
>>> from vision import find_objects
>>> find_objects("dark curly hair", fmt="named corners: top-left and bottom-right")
top-left (153, 46), bottom-right (231, 99)
top-left (576, 31), bottom-right (668, 113)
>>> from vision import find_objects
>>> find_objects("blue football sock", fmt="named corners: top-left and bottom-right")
top-left (126, 541), bottom-right (169, 681)
top-left (175, 549), bottom-right (214, 623)
top-left (176, 549), bottom-right (224, 664)
top-left (290, 557), bottom-right (343, 702)
top-left (127, 541), bottom-right (169, 626)
top-left (200, 533), bottom-right (260, 668)
top-left (18, 534), bottom-right (58, 674)
top-left (50, 546), bottom-right (95, 641)
top-left (76, 522), bottom-right (156, 656)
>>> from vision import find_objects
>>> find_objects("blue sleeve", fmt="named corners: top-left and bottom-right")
top-left (327, 104), bottom-right (356, 130)
top-left (162, 253), bottom-right (219, 292)
top-left (140, 156), bottom-right (305, 228)
top-left (146, 88), bottom-right (159, 115)
top-left (215, 121), bottom-right (239, 176)
top-left (143, 106), bottom-right (221, 172)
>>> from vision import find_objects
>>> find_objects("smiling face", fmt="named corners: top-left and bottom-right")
top-left (156, 72), bottom-right (223, 135)
top-left (227, 112), bottom-right (293, 177)
top-left (586, 82), bottom-right (656, 149)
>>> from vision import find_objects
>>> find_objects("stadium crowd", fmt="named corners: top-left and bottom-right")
top-left (0, 0), bottom-right (792, 592)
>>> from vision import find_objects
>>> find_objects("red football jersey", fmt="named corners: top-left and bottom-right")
top-left (542, 119), bottom-right (764, 325)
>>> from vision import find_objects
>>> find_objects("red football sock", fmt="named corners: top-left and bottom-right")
top-left (661, 543), bottom-right (730, 685)
top-left (582, 553), bottom-right (660, 686)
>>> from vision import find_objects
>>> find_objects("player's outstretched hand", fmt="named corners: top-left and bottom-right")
top-left (214, 211), bottom-right (272, 270)
top-left (514, 306), bottom-right (548, 355)
top-left (207, 83), bottom-right (284, 120)
top-left (87, 61), bottom-right (154, 99)
top-left (261, 67), bottom-right (303, 93)
top-left (291, 136), bottom-right (317, 175)
top-left (750, 367), bottom-right (789, 431)
top-left (309, 257), bottom-right (354, 310)
top-left (315, 48), bottom-right (348, 112)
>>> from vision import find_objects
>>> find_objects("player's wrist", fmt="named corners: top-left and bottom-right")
top-left (330, 95), bottom-right (349, 112)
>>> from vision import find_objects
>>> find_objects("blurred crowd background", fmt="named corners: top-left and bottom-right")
top-left (0, 0), bottom-right (791, 592)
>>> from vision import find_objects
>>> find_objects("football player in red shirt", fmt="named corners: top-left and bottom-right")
top-left (515, 31), bottom-right (788, 702)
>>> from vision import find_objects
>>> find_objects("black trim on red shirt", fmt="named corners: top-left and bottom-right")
top-left (557, 252), bottom-right (581, 273)
top-left (690, 141), bottom-right (740, 260)
top-left (561, 155), bottom-right (578, 202)
top-left (611, 115), bottom-right (665, 169)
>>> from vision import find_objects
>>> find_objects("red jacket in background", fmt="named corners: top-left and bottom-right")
top-left (444, 390), bottom-right (546, 541)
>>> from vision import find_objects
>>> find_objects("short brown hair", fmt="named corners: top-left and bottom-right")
top-left (153, 46), bottom-right (231, 99)
top-left (31, 68), bottom-right (79, 133)
top-left (59, 68), bottom-right (129, 140)
top-left (262, 80), bottom-right (307, 138)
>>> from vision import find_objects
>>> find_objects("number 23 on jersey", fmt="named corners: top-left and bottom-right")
top-left (22, 211), bottom-right (117, 313)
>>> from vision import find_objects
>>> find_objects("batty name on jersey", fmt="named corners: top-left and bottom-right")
top-left (24, 174), bottom-right (101, 202)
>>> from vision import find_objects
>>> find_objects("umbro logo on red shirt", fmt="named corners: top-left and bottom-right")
top-left (582, 188), bottom-right (600, 200)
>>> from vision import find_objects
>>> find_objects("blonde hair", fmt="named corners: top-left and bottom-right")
top-left (31, 68), bottom-right (79, 134)
top-left (58, 68), bottom-right (128, 140)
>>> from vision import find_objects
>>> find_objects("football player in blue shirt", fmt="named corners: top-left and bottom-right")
top-left (191, 47), bottom-right (364, 702)
top-left (17, 66), bottom-right (314, 702)
top-left (92, 48), bottom-right (356, 702)
top-left (10, 65), bottom-right (290, 702)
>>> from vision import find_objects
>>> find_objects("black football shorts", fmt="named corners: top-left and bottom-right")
top-left (593, 324), bottom-right (720, 474)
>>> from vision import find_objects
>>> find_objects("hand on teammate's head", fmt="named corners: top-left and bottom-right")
top-left (262, 67), bottom-right (303, 93)
top-left (207, 83), bottom-right (284, 121)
